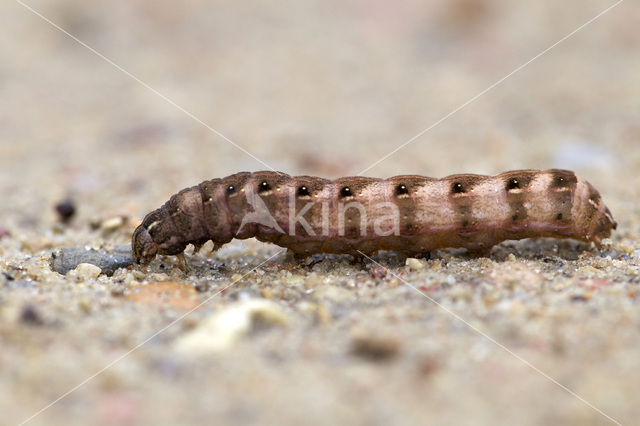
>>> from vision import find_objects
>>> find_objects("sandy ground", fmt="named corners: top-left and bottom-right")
top-left (1, 0), bottom-right (639, 425)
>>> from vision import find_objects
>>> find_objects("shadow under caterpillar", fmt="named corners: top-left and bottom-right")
top-left (132, 169), bottom-right (616, 264)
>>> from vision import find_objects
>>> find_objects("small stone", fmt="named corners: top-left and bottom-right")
top-left (20, 305), bottom-right (43, 325)
top-left (261, 287), bottom-right (274, 299)
top-left (149, 273), bottom-right (170, 282)
top-left (351, 330), bottom-right (400, 361)
top-left (174, 299), bottom-right (288, 354)
top-left (55, 198), bottom-right (76, 223)
top-left (406, 258), bottom-right (424, 271)
top-left (198, 240), bottom-right (215, 256)
top-left (387, 278), bottom-right (400, 289)
top-left (183, 244), bottom-right (195, 256)
top-left (50, 245), bottom-right (133, 276)
top-left (194, 282), bottom-right (210, 292)
top-left (369, 265), bottom-right (388, 279)
top-left (131, 270), bottom-right (146, 280)
top-left (110, 287), bottom-right (125, 297)
top-left (101, 216), bottom-right (125, 232)
top-left (71, 263), bottom-right (102, 280)
top-left (571, 293), bottom-right (592, 302)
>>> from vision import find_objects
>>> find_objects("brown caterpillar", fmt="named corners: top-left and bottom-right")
top-left (132, 169), bottom-right (616, 264)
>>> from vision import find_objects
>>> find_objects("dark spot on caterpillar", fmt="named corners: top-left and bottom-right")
top-left (226, 185), bottom-right (236, 194)
top-left (258, 181), bottom-right (271, 193)
top-left (502, 170), bottom-right (536, 191)
top-left (504, 171), bottom-right (535, 226)
top-left (506, 178), bottom-right (520, 191)
top-left (452, 182), bottom-right (465, 194)
top-left (547, 170), bottom-right (577, 228)
top-left (297, 186), bottom-right (310, 197)
top-left (449, 174), bottom-right (483, 195)
top-left (395, 184), bottom-right (409, 196)
top-left (461, 220), bottom-right (469, 227)
top-left (549, 170), bottom-right (577, 190)
top-left (557, 213), bottom-right (563, 220)
top-left (340, 187), bottom-right (352, 198)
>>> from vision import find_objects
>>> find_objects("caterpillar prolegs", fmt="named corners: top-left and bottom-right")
top-left (132, 169), bottom-right (616, 264)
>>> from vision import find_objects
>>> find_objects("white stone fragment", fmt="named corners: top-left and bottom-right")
top-left (101, 216), bottom-right (124, 232)
top-left (69, 263), bottom-right (102, 280)
top-left (406, 258), bottom-right (424, 271)
top-left (174, 299), bottom-right (288, 355)
top-left (198, 240), bottom-right (215, 256)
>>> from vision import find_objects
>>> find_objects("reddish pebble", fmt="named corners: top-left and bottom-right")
top-left (369, 265), bottom-right (388, 279)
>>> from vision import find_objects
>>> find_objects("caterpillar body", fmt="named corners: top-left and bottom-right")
top-left (132, 169), bottom-right (616, 264)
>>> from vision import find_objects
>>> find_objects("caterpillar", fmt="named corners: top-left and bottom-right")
top-left (132, 169), bottom-right (616, 264)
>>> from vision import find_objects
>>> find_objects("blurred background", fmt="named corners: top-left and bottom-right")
top-left (1, 1), bottom-right (639, 425)
top-left (1, 0), bottom-right (637, 232)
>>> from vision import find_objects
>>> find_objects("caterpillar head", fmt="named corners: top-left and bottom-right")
top-left (587, 203), bottom-right (617, 247)
top-left (132, 224), bottom-right (158, 264)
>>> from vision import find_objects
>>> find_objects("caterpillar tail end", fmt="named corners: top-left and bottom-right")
top-left (132, 224), bottom-right (158, 265)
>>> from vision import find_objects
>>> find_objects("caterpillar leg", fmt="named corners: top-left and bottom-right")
top-left (466, 247), bottom-right (493, 258)
top-left (286, 249), bottom-right (308, 263)
top-left (175, 253), bottom-right (190, 272)
top-left (349, 253), bottom-right (366, 266)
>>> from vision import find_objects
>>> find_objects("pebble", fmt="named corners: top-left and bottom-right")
top-left (54, 198), bottom-right (76, 223)
top-left (350, 330), bottom-right (400, 361)
top-left (369, 265), bottom-right (388, 279)
top-left (406, 258), bottom-right (424, 271)
top-left (174, 299), bottom-right (288, 354)
top-left (20, 305), bottom-right (43, 325)
top-left (198, 240), bottom-right (215, 256)
top-left (571, 293), bottom-right (592, 302)
top-left (69, 263), bottom-right (102, 280)
top-left (50, 245), bottom-right (133, 276)
top-left (101, 216), bottom-right (125, 232)
top-left (194, 282), bottom-right (210, 293)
